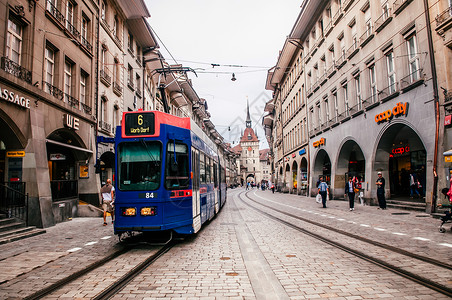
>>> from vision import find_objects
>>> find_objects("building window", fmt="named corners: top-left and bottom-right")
top-left (81, 17), bottom-right (88, 41)
top-left (101, 46), bottom-right (107, 71)
top-left (386, 50), bottom-right (396, 93)
top-left (316, 102), bottom-right (322, 127)
top-left (127, 64), bottom-right (134, 89)
top-left (333, 91), bottom-right (338, 119)
top-left (101, 1), bottom-right (106, 21)
top-left (406, 34), bottom-right (419, 81)
top-left (343, 83), bottom-right (349, 116)
top-left (369, 64), bottom-right (377, 103)
top-left (6, 15), bottom-right (22, 64)
top-left (66, 1), bottom-right (74, 29)
top-left (354, 75), bottom-right (361, 110)
top-left (128, 33), bottom-right (134, 54)
top-left (64, 60), bottom-right (72, 98)
top-left (80, 71), bottom-right (87, 108)
top-left (324, 97), bottom-right (329, 122)
top-left (44, 46), bottom-right (55, 90)
top-left (113, 15), bottom-right (118, 37)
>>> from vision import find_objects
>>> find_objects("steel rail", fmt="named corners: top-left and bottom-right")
top-left (23, 245), bottom-right (132, 300)
top-left (92, 241), bottom-right (175, 300)
top-left (239, 191), bottom-right (452, 298)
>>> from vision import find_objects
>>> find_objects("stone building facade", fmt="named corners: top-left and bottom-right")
top-left (266, 0), bottom-right (446, 211)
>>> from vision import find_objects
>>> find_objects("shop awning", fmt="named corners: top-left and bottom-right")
top-left (443, 149), bottom-right (452, 156)
top-left (46, 139), bottom-right (93, 154)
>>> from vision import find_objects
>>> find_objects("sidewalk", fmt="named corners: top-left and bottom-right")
top-left (248, 188), bottom-right (452, 262)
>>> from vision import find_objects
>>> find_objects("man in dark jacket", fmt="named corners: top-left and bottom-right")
top-left (345, 177), bottom-right (355, 211)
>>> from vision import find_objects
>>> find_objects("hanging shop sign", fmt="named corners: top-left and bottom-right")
top-left (299, 148), bottom-right (306, 155)
top-left (79, 164), bottom-right (89, 178)
top-left (375, 102), bottom-right (408, 123)
top-left (292, 153), bottom-right (296, 158)
top-left (445, 156), bottom-right (452, 162)
top-left (313, 138), bottom-right (325, 148)
top-left (50, 153), bottom-right (66, 161)
top-left (0, 86), bottom-right (31, 109)
top-left (389, 144), bottom-right (410, 157)
top-left (445, 115), bottom-right (452, 126)
top-left (6, 151), bottom-right (25, 157)
top-left (64, 114), bottom-right (80, 130)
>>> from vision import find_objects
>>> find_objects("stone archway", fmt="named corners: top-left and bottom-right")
top-left (312, 149), bottom-right (331, 196)
top-left (336, 139), bottom-right (365, 198)
top-left (292, 160), bottom-right (298, 193)
top-left (374, 123), bottom-right (426, 201)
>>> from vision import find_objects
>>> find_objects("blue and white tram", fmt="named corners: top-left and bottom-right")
top-left (113, 110), bottom-right (226, 237)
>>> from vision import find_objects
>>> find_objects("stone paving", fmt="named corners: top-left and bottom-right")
top-left (0, 188), bottom-right (450, 299)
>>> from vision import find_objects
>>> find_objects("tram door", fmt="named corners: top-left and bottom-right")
top-left (191, 148), bottom-right (200, 218)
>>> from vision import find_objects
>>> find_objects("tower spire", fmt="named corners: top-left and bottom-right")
top-left (246, 99), bottom-right (251, 128)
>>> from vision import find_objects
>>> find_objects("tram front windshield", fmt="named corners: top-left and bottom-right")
top-left (118, 141), bottom-right (161, 191)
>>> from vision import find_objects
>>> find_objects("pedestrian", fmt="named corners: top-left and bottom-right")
top-left (316, 176), bottom-right (323, 188)
top-left (376, 172), bottom-right (386, 209)
top-left (318, 177), bottom-right (329, 208)
top-left (447, 177), bottom-right (452, 203)
top-left (345, 177), bottom-right (355, 211)
top-left (100, 179), bottom-right (115, 225)
top-left (409, 172), bottom-right (420, 198)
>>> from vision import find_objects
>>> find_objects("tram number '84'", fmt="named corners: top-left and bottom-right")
top-left (139, 192), bottom-right (157, 199)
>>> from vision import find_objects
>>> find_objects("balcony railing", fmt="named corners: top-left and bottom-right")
top-left (46, 0), bottom-right (65, 24)
top-left (99, 120), bottom-right (112, 132)
top-left (81, 36), bottom-right (93, 52)
top-left (113, 81), bottom-right (123, 96)
top-left (100, 69), bottom-right (111, 86)
top-left (375, 8), bottom-right (392, 33)
top-left (43, 81), bottom-right (64, 100)
top-left (327, 63), bottom-right (336, 78)
top-left (346, 40), bottom-right (359, 59)
top-left (81, 103), bottom-right (92, 114)
top-left (435, 6), bottom-right (452, 28)
top-left (362, 93), bottom-right (379, 109)
top-left (400, 68), bottom-right (424, 91)
top-left (65, 93), bottom-right (79, 108)
top-left (393, 0), bottom-right (413, 15)
top-left (324, 21), bottom-right (333, 36)
top-left (379, 82), bottom-right (399, 102)
top-left (1, 57), bottom-right (32, 84)
top-left (66, 21), bottom-right (80, 39)
top-left (333, 8), bottom-right (343, 25)
top-left (359, 25), bottom-right (374, 48)
top-left (336, 53), bottom-right (347, 69)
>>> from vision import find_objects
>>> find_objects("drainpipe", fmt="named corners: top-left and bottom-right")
top-left (423, 0), bottom-right (440, 212)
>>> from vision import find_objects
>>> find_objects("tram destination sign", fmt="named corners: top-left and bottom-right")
top-left (123, 112), bottom-right (155, 137)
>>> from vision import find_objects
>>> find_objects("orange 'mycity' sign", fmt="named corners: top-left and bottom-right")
top-left (375, 102), bottom-right (408, 123)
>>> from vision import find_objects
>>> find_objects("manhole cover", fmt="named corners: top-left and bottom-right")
top-left (226, 272), bottom-right (239, 276)
top-left (220, 257), bottom-right (231, 260)
top-left (391, 212), bottom-right (410, 215)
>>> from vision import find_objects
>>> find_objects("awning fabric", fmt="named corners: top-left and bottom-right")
top-left (46, 139), bottom-right (93, 154)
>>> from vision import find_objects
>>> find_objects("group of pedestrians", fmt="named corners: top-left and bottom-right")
top-left (317, 171), bottom-right (387, 211)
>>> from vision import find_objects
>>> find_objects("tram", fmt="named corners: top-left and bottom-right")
top-left (113, 110), bottom-right (226, 238)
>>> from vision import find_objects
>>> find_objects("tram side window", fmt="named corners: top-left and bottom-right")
top-left (118, 142), bottom-right (161, 191)
top-left (204, 157), bottom-right (210, 183)
top-left (213, 163), bottom-right (218, 188)
top-left (165, 142), bottom-right (189, 190)
top-left (200, 153), bottom-right (206, 184)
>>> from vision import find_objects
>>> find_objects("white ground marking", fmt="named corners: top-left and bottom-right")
top-left (101, 236), bottom-right (112, 240)
top-left (438, 243), bottom-right (452, 248)
top-left (392, 232), bottom-right (407, 236)
top-left (413, 237), bottom-right (430, 241)
top-left (374, 227), bottom-right (386, 231)
top-left (67, 247), bottom-right (82, 252)
top-left (85, 241), bottom-right (98, 246)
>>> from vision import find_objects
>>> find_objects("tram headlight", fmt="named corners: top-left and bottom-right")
top-left (141, 207), bottom-right (156, 216)
top-left (121, 207), bottom-right (136, 216)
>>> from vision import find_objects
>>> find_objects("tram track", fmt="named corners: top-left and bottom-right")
top-left (24, 238), bottom-right (175, 300)
top-left (239, 190), bottom-right (452, 298)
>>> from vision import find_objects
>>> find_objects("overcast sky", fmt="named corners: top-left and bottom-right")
top-left (145, 0), bottom-right (302, 148)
